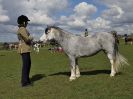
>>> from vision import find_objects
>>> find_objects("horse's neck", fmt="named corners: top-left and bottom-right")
top-left (55, 30), bottom-right (74, 46)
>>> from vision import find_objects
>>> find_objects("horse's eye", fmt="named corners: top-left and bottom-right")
top-left (45, 28), bottom-right (51, 34)
top-left (46, 31), bottom-right (50, 34)
top-left (45, 31), bottom-right (48, 34)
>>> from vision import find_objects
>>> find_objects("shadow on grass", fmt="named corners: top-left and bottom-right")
top-left (30, 74), bottom-right (46, 83)
top-left (0, 54), bottom-right (5, 56)
top-left (49, 69), bottom-right (111, 77)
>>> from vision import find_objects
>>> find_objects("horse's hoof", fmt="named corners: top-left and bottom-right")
top-left (110, 73), bottom-right (115, 77)
top-left (69, 77), bottom-right (76, 81)
top-left (76, 74), bottom-right (80, 78)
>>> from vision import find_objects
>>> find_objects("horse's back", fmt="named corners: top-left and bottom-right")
top-left (66, 34), bottom-right (101, 56)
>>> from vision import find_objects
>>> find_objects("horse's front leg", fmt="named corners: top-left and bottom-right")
top-left (69, 55), bottom-right (76, 81)
top-left (76, 58), bottom-right (80, 78)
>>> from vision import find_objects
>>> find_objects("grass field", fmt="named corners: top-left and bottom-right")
top-left (0, 41), bottom-right (133, 99)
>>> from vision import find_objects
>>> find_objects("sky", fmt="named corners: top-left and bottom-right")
top-left (0, 0), bottom-right (133, 42)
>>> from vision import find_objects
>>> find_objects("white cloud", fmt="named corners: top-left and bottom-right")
top-left (100, 0), bottom-right (133, 24)
top-left (74, 2), bottom-right (97, 17)
top-left (0, 0), bottom-right (69, 42)
top-left (21, 0), bottom-right (68, 25)
top-left (59, 2), bottom-right (97, 30)
top-left (99, 0), bottom-right (133, 34)
top-left (0, 1), bottom-right (9, 22)
top-left (87, 17), bottom-right (110, 29)
top-left (30, 11), bottom-right (55, 25)
top-left (1, 0), bottom-right (68, 24)
top-left (67, 18), bottom-right (86, 28)
top-left (0, 15), bottom-right (9, 22)
top-left (102, 5), bottom-right (124, 19)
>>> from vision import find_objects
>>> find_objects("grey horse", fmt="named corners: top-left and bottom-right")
top-left (40, 26), bottom-right (128, 81)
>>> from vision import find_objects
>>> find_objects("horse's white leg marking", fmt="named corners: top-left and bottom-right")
top-left (69, 55), bottom-right (76, 81)
top-left (76, 65), bottom-right (80, 78)
top-left (75, 58), bottom-right (80, 78)
top-left (110, 59), bottom-right (116, 77)
top-left (107, 54), bottom-right (116, 77)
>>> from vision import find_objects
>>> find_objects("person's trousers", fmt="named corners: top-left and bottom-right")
top-left (21, 52), bottom-right (31, 85)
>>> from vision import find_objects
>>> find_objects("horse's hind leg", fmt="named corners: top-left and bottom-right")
top-left (131, 41), bottom-right (133, 45)
top-left (75, 58), bottom-right (80, 78)
top-left (107, 53), bottom-right (116, 77)
top-left (68, 55), bottom-right (76, 81)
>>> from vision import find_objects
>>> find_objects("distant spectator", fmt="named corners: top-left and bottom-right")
top-left (124, 34), bottom-right (128, 45)
top-left (84, 29), bottom-right (88, 37)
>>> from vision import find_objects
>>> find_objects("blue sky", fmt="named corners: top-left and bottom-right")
top-left (0, 0), bottom-right (133, 42)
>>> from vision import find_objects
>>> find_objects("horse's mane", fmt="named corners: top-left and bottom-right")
top-left (48, 26), bottom-right (62, 31)
top-left (45, 26), bottom-right (62, 34)
top-left (48, 26), bottom-right (77, 36)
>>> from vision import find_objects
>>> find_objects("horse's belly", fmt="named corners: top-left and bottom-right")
top-left (77, 47), bottom-right (101, 57)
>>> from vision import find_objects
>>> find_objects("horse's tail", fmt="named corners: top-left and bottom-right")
top-left (114, 43), bottom-right (129, 72)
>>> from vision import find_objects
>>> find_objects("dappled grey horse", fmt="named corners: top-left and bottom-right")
top-left (40, 26), bottom-right (128, 81)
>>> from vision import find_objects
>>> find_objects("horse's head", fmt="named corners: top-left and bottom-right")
top-left (40, 26), bottom-right (58, 43)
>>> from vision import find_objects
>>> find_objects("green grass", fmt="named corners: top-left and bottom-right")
top-left (0, 42), bottom-right (133, 99)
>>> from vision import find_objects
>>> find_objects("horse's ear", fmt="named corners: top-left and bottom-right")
top-left (45, 27), bottom-right (49, 34)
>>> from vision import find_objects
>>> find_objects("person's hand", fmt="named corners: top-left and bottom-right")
top-left (29, 35), bottom-right (34, 41)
